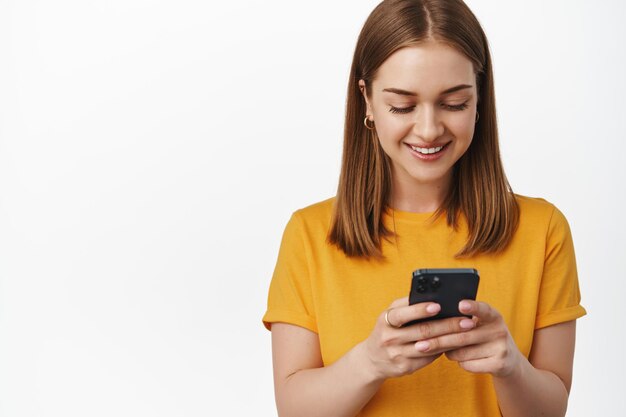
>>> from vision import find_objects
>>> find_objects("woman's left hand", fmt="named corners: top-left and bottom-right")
top-left (414, 300), bottom-right (524, 378)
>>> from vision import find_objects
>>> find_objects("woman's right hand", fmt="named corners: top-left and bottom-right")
top-left (359, 296), bottom-right (476, 381)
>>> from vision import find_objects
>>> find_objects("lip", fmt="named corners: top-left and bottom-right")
top-left (405, 142), bottom-right (450, 161)
top-left (404, 141), bottom-right (451, 148)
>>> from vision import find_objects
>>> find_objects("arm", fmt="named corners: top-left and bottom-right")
top-left (492, 320), bottom-right (576, 417)
top-left (418, 301), bottom-right (576, 417)
top-left (271, 323), bottom-right (383, 417)
top-left (270, 298), bottom-right (471, 417)
top-left (492, 205), bottom-right (581, 415)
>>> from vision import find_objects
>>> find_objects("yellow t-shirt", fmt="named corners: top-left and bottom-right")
top-left (262, 195), bottom-right (586, 416)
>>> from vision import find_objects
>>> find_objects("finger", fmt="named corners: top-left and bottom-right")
top-left (385, 302), bottom-right (441, 328)
top-left (456, 357), bottom-right (498, 374)
top-left (414, 323), bottom-right (493, 354)
top-left (458, 300), bottom-right (500, 324)
top-left (398, 316), bottom-right (473, 344)
top-left (445, 343), bottom-right (493, 362)
top-left (400, 343), bottom-right (444, 360)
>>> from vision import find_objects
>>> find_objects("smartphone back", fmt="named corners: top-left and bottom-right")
top-left (406, 268), bottom-right (480, 325)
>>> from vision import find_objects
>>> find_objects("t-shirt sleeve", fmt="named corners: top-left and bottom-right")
top-left (534, 206), bottom-right (587, 329)
top-left (262, 211), bottom-right (318, 333)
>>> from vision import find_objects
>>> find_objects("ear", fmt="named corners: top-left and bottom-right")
top-left (358, 79), bottom-right (373, 115)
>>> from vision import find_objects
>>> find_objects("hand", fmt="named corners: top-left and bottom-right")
top-left (360, 296), bottom-right (476, 382)
top-left (414, 300), bottom-right (523, 378)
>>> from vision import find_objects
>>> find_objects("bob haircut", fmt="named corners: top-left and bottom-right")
top-left (328, 0), bottom-right (519, 259)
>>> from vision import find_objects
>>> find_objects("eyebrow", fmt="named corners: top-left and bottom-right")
top-left (382, 84), bottom-right (473, 96)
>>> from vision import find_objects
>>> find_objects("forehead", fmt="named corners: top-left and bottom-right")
top-left (373, 42), bottom-right (475, 94)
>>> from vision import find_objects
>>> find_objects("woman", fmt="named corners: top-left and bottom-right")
top-left (262, 0), bottom-right (586, 416)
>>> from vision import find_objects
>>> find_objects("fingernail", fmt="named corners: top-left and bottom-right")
top-left (459, 301), bottom-right (471, 312)
top-left (415, 341), bottom-right (430, 352)
top-left (426, 303), bottom-right (440, 314)
top-left (459, 319), bottom-right (474, 329)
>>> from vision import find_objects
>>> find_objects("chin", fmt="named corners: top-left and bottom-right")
top-left (406, 173), bottom-right (449, 186)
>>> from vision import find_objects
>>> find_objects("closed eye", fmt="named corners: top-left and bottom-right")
top-left (442, 102), bottom-right (469, 111)
top-left (389, 101), bottom-right (469, 114)
top-left (389, 106), bottom-right (414, 114)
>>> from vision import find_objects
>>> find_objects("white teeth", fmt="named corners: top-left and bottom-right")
top-left (410, 145), bottom-right (443, 154)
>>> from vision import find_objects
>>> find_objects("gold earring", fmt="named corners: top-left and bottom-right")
top-left (364, 116), bottom-right (375, 130)
top-left (475, 111), bottom-right (480, 123)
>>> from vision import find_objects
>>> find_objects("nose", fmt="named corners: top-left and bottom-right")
top-left (412, 106), bottom-right (444, 143)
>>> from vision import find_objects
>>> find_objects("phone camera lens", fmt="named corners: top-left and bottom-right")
top-left (417, 276), bottom-right (427, 285)
top-left (417, 285), bottom-right (427, 293)
top-left (431, 276), bottom-right (441, 289)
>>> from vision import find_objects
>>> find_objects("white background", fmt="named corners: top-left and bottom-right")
top-left (0, 0), bottom-right (624, 415)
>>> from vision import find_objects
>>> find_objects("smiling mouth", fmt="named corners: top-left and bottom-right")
top-left (406, 143), bottom-right (450, 155)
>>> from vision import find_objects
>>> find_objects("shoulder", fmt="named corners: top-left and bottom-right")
top-left (514, 193), bottom-right (572, 238)
top-left (291, 197), bottom-right (336, 229)
top-left (515, 193), bottom-right (556, 214)
top-left (278, 197), bottom-right (336, 246)
top-left (516, 193), bottom-right (562, 220)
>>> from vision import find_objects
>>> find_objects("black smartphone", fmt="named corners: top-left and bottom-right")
top-left (404, 268), bottom-right (480, 326)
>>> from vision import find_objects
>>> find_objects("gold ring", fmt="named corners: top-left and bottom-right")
top-left (385, 308), bottom-right (402, 329)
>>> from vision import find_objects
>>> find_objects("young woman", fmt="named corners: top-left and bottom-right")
top-left (262, 1), bottom-right (586, 416)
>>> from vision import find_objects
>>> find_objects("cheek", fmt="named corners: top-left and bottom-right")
top-left (373, 113), bottom-right (413, 144)
top-left (446, 115), bottom-right (476, 142)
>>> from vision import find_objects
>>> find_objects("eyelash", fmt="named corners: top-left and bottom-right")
top-left (388, 102), bottom-right (469, 114)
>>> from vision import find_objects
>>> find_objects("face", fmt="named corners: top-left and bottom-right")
top-left (359, 42), bottom-right (478, 193)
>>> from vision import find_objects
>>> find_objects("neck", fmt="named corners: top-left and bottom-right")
top-left (390, 170), bottom-right (452, 213)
